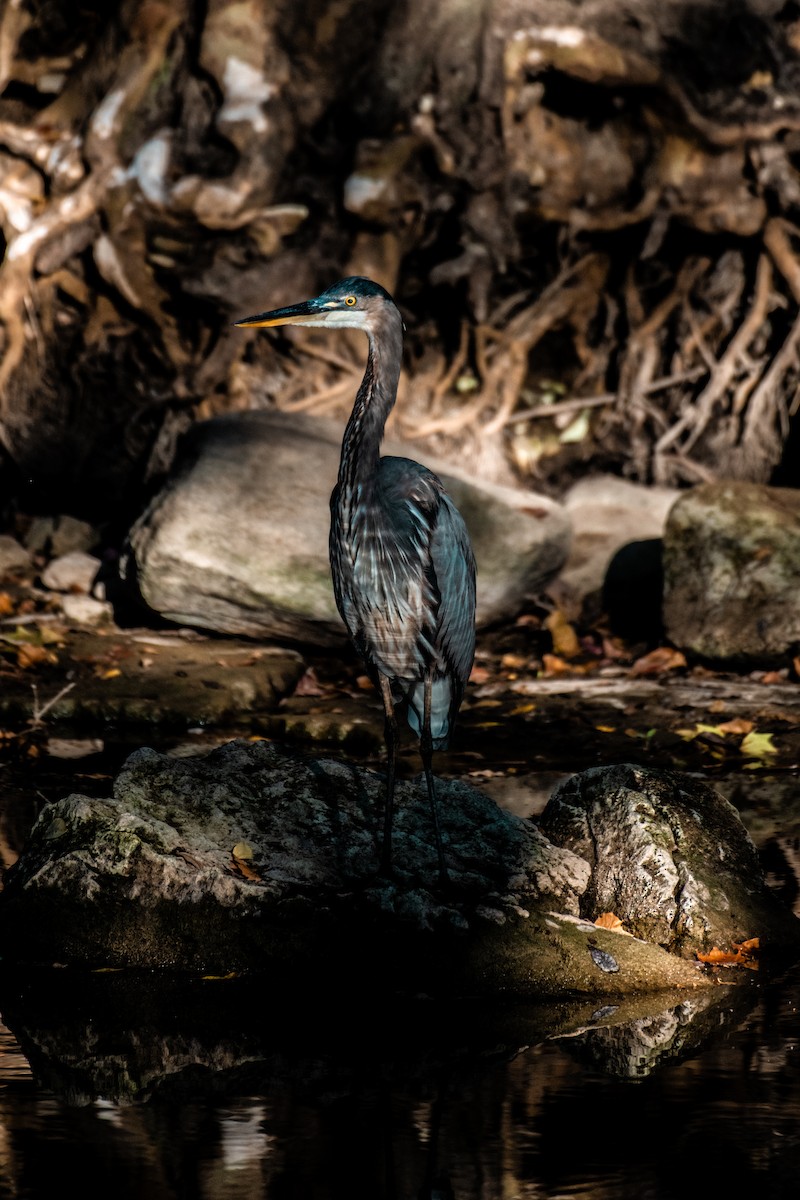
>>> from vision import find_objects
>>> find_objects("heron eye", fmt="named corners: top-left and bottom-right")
top-left (344, 295), bottom-right (357, 307)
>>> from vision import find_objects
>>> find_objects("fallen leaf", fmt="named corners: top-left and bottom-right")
top-left (697, 947), bottom-right (742, 965)
top-left (101, 667), bottom-right (121, 680)
top-left (594, 912), bottom-right (624, 930)
top-left (232, 848), bottom-right (261, 881)
top-left (175, 849), bottom-right (205, 869)
top-left (16, 643), bottom-right (56, 669)
top-left (630, 646), bottom-right (687, 676)
top-left (292, 667), bottom-right (324, 697)
top-left (541, 653), bottom-right (574, 676)
top-left (740, 731), bottom-right (778, 759)
top-left (697, 937), bottom-right (759, 970)
top-left (501, 653), bottom-right (528, 670)
top-left (733, 936), bottom-right (760, 955)
top-left (760, 670), bottom-right (786, 684)
top-left (544, 610), bottom-right (581, 659)
top-left (469, 664), bottom-right (490, 684)
top-left (508, 702), bottom-right (536, 716)
top-left (716, 718), bottom-right (754, 736)
top-left (0, 592), bottom-right (14, 616)
top-left (793, 655), bottom-right (800, 677)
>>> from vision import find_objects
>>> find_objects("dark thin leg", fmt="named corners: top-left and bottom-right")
top-left (378, 675), bottom-right (397, 877)
top-left (421, 671), bottom-right (449, 888)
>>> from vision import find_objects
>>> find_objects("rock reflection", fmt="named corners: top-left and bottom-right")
top-left (0, 967), bottom-right (770, 1198)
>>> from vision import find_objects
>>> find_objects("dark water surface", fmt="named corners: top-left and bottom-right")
top-left (1, 728), bottom-right (799, 1198)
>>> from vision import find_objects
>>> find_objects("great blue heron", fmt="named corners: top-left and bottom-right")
top-left (235, 277), bottom-right (476, 885)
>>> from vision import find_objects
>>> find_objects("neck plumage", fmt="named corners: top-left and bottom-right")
top-left (338, 311), bottom-right (403, 495)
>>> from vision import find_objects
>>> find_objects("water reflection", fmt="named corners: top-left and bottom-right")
top-left (0, 965), bottom-right (798, 1197)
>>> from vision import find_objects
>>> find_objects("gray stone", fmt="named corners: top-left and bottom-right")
top-left (548, 474), bottom-right (678, 627)
top-left (41, 550), bottom-right (101, 594)
top-left (59, 593), bottom-right (114, 626)
top-left (25, 515), bottom-right (98, 557)
top-left (124, 410), bottom-right (571, 644)
top-left (0, 533), bottom-right (31, 578)
top-left (663, 481), bottom-right (800, 664)
top-left (539, 763), bottom-right (800, 957)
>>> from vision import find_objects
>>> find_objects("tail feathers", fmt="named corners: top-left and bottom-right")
top-left (406, 676), bottom-right (452, 749)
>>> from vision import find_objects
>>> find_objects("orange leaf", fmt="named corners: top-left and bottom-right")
top-left (101, 667), bottom-right (121, 680)
top-left (16, 643), bottom-right (56, 669)
top-left (630, 646), bottom-right (687, 676)
top-left (733, 936), bottom-right (760, 954)
top-left (760, 670), bottom-right (785, 684)
top-left (542, 653), bottom-right (572, 676)
top-left (697, 936), bottom-right (760, 969)
top-left (232, 853), bottom-right (261, 881)
top-left (697, 947), bottom-right (742, 964)
top-left (716, 717), bottom-right (754, 735)
top-left (0, 592), bottom-right (14, 616)
top-left (469, 664), bottom-right (490, 684)
top-left (594, 912), bottom-right (624, 930)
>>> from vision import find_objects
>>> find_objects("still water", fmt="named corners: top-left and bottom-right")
top-left (0, 966), bottom-right (799, 1198)
top-left (0, 741), bottom-right (799, 1198)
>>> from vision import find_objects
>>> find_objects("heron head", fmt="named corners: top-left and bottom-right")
top-left (234, 277), bottom-right (400, 334)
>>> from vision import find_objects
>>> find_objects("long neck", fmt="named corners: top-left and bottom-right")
top-left (338, 310), bottom-right (403, 495)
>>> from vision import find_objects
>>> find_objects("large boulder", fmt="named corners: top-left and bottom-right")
top-left (663, 481), bottom-right (800, 664)
top-left (2, 745), bottom-right (796, 995)
top-left (123, 410), bottom-right (571, 644)
top-left (539, 763), bottom-right (800, 957)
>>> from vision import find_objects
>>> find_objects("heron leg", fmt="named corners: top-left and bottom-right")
top-left (421, 671), bottom-right (449, 888)
top-left (378, 674), bottom-right (397, 876)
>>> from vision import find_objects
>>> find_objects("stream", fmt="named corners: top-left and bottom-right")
top-left (0, 651), bottom-right (799, 1198)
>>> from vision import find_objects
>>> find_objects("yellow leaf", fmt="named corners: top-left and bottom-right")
top-left (102, 668), bottom-right (122, 680)
top-left (740, 731), bottom-right (777, 758)
top-left (544, 610), bottom-right (581, 659)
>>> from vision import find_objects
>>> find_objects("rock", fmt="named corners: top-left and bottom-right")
top-left (0, 534), bottom-right (31, 578)
top-left (662, 481), bottom-right (800, 665)
top-left (548, 474), bottom-right (679, 637)
top-left (41, 550), bottom-right (101, 594)
top-left (124, 410), bottom-right (571, 644)
top-left (0, 742), bottom-right (720, 996)
top-left (539, 763), bottom-right (800, 958)
top-left (24, 515), bottom-right (98, 557)
top-left (0, 628), bottom-right (306, 728)
top-left (59, 593), bottom-right (114, 626)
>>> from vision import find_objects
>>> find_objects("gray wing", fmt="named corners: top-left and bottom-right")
top-left (429, 489), bottom-right (476, 691)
